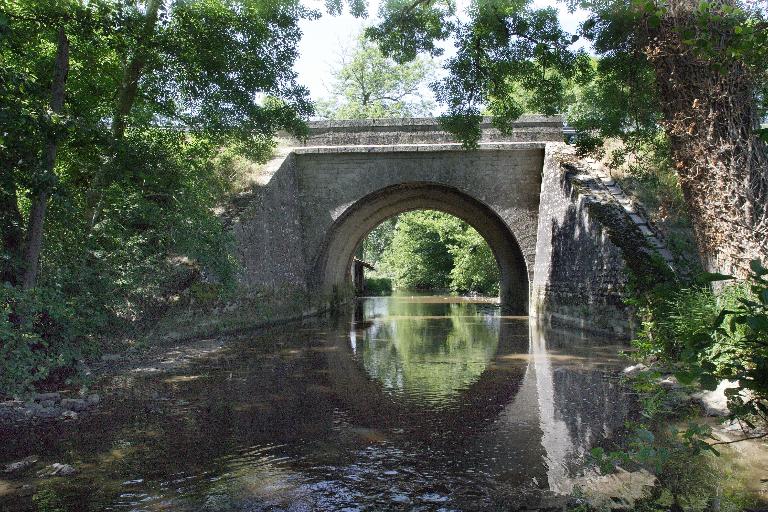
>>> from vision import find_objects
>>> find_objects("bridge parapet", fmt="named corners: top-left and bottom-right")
top-left (294, 115), bottom-right (564, 147)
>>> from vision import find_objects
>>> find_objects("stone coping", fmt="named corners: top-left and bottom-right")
top-left (305, 115), bottom-right (563, 131)
top-left (291, 141), bottom-right (548, 154)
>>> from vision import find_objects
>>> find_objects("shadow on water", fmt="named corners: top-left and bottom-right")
top-left (0, 295), bottom-right (635, 511)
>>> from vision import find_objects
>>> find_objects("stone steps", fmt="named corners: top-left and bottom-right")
top-left (571, 157), bottom-right (677, 272)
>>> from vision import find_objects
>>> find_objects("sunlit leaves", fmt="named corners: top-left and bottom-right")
top-left (376, 211), bottom-right (499, 294)
top-left (317, 36), bottom-right (436, 119)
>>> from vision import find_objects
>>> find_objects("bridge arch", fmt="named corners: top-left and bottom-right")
top-left (312, 182), bottom-right (529, 314)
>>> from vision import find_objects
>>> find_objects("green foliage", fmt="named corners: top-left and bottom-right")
top-left (359, 217), bottom-right (397, 266)
top-left (376, 211), bottom-right (500, 295)
top-left (31, 488), bottom-right (66, 512)
top-left (363, 277), bottom-right (393, 296)
top-left (0, 285), bottom-right (99, 396)
top-left (566, 56), bottom-right (662, 154)
top-left (448, 228), bottom-right (500, 296)
top-left (368, 0), bottom-right (590, 146)
top-left (632, 261), bottom-right (768, 426)
top-left (316, 36), bottom-right (435, 119)
top-left (0, 0), bottom-right (315, 396)
top-left (381, 211), bottom-right (458, 290)
top-left (365, 0), bottom-right (767, 154)
top-left (588, 261), bottom-right (768, 508)
top-left (707, 261), bottom-right (768, 424)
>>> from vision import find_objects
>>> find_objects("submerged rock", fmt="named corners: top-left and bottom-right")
top-left (573, 467), bottom-right (657, 510)
top-left (33, 392), bottom-right (60, 402)
top-left (621, 364), bottom-right (648, 378)
top-left (658, 375), bottom-right (682, 390)
top-left (34, 406), bottom-right (62, 419)
top-left (61, 398), bottom-right (88, 412)
top-left (691, 380), bottom-right (738, 417)
top-left (3, 456), bottom-right (38, 474)
top-left (37, 462), bottom-right (77, 477)
top-left (37, 463), bottom-right (77, 477)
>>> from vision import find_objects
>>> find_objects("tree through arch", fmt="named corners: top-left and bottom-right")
top-left (312, 183), bottom-right (529, 314)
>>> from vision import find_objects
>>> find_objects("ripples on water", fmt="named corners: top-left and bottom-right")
top-left (0, 295), bottom-right (633, 511)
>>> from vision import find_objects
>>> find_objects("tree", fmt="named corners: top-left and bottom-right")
top-left (365, 0), bottom-right (768, 277)
top-left (382, 211), bottom-right (458, 290)
top-left (0, 0), bottom-right (318, 395)
top-left (1, 0), bottom-right (315, 288)
top-left (449, 228), bottom-right (500, 295)
top-left (359, 217), bottom-right (397, 265)
top-left (316, 35), bottom-right (436, 119)
top-left (378, 211), bottom-right (500, 294)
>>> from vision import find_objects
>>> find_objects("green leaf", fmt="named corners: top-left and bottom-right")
top-left (700, 373), bottom-right (718, 391)
top-left (675, 370), bottom-right (698, 385)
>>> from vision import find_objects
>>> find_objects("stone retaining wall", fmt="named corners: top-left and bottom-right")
top-left (532, 144), bottom-right (675, 337)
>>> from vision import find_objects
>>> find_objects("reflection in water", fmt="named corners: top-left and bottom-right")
top-left (0, 295), bottom-right (633, 511)
top-left (353, 298), bottom-right (499, 406)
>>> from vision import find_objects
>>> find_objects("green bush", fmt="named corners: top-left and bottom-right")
top-left (376, 211), bottom-right (500, 295)
top-left (363, 277), bottom-right (393, 296)
top-left (0, 131), bottom-right (251, 397)
top-left (592, 260), bottom-right (768, 509)
top-left (0, 285), bottom-right (101, 397)
top-left (632, 260), bottom-right (768, 423)
top-left (449, 228), bottom-right (500, 295)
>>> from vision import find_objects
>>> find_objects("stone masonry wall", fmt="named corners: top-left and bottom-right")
top-left (294, 115), bottom-right (564, 146)
top-left (532, 143), bottom-right (675, 338)
top-left (293, 146), bottom-right (544, 282)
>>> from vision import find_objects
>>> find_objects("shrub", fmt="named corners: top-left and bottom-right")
top-left (0, 285), bottom-right (102, 397)
top-left (363, 277), bottom-right (393, 296)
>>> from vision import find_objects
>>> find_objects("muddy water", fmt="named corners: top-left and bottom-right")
top-left (0, 295), bottom-right (633, 511)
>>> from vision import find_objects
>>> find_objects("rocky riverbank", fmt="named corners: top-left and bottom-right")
top-left (0, 391), bottom-right (100, 424)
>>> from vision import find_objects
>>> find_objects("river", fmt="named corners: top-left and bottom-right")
top-left (0, 294), bottom-right (634, 511)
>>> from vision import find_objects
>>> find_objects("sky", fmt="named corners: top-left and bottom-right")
top-left (294, 0), bottom-right (591, 104)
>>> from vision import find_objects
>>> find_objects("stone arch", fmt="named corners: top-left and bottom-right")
top-left (312, 182), bottom-right (530, 313)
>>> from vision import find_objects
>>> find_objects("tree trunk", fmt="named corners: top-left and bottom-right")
top-left (647, 0), bottom-right (768, 277)
top-left (87, 0), bottom-right (161, 230)
top-left (111, 0), bottom-right (161, 140)
top-left (0, 177), bottom-right (24, 286)
top-left (21, 26), bottom-right (69, 290)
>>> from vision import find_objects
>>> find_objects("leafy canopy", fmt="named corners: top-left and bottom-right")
top-left (0, 0), bottom-right (319, 396)
top-left (316, 36), bottom-right (436, 119)
top-left (376, 211), bottom-right (500, 295)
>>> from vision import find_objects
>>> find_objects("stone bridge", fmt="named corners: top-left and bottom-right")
top-left (194, 117), bottom-right (673, 338)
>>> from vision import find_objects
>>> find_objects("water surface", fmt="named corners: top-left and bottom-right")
top-left (0, 295), bottom-right (632, 511)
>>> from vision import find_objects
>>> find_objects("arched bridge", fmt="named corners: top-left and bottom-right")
top-left (218, 116), bottom-right (671, 337)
